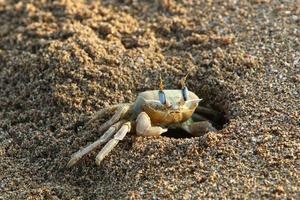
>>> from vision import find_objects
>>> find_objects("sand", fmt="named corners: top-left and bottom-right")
top-left (0, 0), bottom-right (299, 199)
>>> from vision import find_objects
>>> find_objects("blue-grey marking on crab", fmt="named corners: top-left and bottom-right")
top-left (67, 78), bottom-right (217, 167)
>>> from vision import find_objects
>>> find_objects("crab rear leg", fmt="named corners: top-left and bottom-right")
top-left (83, 103), bottom-right (132, 129)
top-left (181, 119), bottom-right (216, 137)
top-left (67, 104), bottom-right (132, 167)
top-left (95, 121), bottom-right (131, 165)
top-left (91, 104), bottom-right (132, 134)
top-left (83, 105), bottom-right (118, 129)
top-left (67, 120), bottom-right (125, 167)
top-left (136, 112), bottom-right (168, 136)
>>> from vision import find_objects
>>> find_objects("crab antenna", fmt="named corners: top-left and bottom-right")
top-left (159, 75), bottom-right (164, 91)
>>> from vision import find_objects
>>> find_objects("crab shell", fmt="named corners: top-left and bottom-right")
top-left (133, 90), bottom-right (201, 126)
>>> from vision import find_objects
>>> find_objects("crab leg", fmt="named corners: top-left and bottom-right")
top-left (136, 112), bottom-right (168, 136)
top-left (95, 121), bottom-right (131, 165)
top-left (192, 113), bottom-right (209, 121)
top-left (92, 104), bottom-right (131, 134)
top-left (83, 103), bottom-right (132, 129)
top-left (181, 119), bottom-right (216, 137)
top-left (196, 106), bottom-right (222, 122)
top-left (83, 105), bottom-right (119, 129)
top-left (67, 120), bottom-right (125, 167)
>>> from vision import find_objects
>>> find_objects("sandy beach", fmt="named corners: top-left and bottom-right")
top-left (0, 0), bottom-right (299, 199)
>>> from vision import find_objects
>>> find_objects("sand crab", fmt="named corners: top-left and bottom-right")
top-left (67, 77), bottom-right (217, 167)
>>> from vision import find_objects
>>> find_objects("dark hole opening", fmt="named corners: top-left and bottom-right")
top-left (162, 128), bottom-right (194, 139)
top-left (161, 106), bottom-right (227, 139)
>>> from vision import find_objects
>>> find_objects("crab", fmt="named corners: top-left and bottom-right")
top-left (67, 76), bottom-right (217, 167)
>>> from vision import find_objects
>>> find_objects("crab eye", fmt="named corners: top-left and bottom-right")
top-left (182, 86), bottom-right (189, 101)
top-left (159, 90), bottom-right (166, 104)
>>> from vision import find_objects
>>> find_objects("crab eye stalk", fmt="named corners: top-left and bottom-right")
top-left (182, 86), bottom-right (189, 101)
top-left (159, 90), bottom-right (166, 104)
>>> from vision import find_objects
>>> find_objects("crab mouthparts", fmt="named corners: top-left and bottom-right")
top-left (169, 110), bottom-right (181, 114)
top-left (168, 111), bottom-right (183, 122)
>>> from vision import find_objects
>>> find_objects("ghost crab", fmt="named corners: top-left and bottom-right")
top-left (67, 76), bottom-right (217, 167)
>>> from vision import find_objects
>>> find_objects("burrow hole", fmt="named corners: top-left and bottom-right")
top-left (162, 102), bottom-right (228, 139)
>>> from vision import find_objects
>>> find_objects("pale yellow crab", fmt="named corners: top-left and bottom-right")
top-left (67, 77), bottom-right (217, 167)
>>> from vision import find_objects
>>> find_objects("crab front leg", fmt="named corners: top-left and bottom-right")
top-left (180, 118), bottom-right (216, 137)
top-left (196, 106), bottom-right (222, 122)
top-left (136, 112), bottom-right (168, 136)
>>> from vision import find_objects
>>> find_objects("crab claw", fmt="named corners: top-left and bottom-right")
top-left (136, 112), bottom-right (168, 136)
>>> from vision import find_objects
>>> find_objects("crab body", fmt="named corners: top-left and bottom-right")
top-left (67, 81), bottom-right (217, 167)
top-left (133, 89), bottom-right (199, 126)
